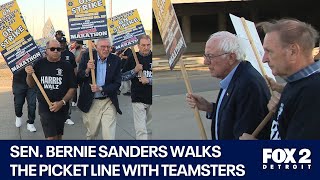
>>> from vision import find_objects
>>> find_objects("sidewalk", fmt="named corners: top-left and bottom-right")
top-left (153, 90), bottom-right (216, 140)
top-left (0, 87), bottom-right (214, 140)
top-left (153, 53), bottom-right (206, 72)
top-left (0, 89), bottom-right (137, 140)
top-left (0, 57), bottom-right (136, 140)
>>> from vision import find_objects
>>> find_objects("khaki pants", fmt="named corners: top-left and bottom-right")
top-left (132, 102), bottom-right (152, 140)
top-left (83, 98), bottom-right (116, 140)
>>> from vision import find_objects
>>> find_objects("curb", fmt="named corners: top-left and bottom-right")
top-left (153, 55), bottom-right (205, 72)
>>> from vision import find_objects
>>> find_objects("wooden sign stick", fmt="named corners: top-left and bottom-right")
top-left (252, 111), bottom-right (274, 137)
top-left (241, 17), bottom-right (273, 94)
top-left (130, 46), bottom-right (143, 77)
top-left (121, 47), bottom-right (129, 56)
top-left (180, 59), bottom-right (207, 140)
top-left (87, 40), bottom-right (96, 85)
top-left (241, 17), bottom-right (275, 137)
top-left (31, 73), bottom-right (52, 106)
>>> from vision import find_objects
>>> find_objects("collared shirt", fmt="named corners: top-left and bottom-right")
top-left (270, 61), bottom-right (320, 140)
top-left (284, 61), bottom-right (320, 83)
top-left (95, 54), bottom-right (107, 98)
top-left (215, 63), bottom-right (240, 140)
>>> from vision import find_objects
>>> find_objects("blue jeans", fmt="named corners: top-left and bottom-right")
top-left (12, 83), bottom-right (36, 124)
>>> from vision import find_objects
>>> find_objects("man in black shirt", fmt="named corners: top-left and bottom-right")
top-left (122, 35), bottom-right (152, 140)
top-left (119, 48), bottom-right (133, 96)
top-left (55, 30), bottom-right (65, 41)
top-left (58, 37), bottom-right (77, 125)
top-left (25, 39), bottom-right (76, 140)
top-left (240, 19), bottom-right (320, 140)
top-left (71, 41), bottom-right (85, 106)
top-left (12, 70), bottom-right (37, 132)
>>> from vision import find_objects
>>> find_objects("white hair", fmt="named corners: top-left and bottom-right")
top-left (95, 38), bottom-right (111, 45)
top-left (208, 31), bottom-right (246, 61)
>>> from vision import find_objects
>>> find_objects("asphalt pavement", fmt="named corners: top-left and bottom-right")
top-left (0, 90), bottom-right (137, 140)
top-left (0, 67), bottom-right (216, 140)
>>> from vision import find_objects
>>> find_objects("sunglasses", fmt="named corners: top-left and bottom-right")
top-left (47, 47), bottom-right (62, 52)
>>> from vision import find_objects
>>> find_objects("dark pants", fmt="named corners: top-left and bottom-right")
top-left (67, 87), bottom-right (78, 120)
top-left (40, 112), bottom-right (66, 138)
top-left (13, 83), bottom-right (36, 124)
top-left (72, 88), bottom-right (78, 103)
top-left (66, 102), bottom-right (71, 120)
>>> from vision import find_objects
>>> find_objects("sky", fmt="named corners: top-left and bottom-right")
top-left (1, 0), bottom-right (152, 40)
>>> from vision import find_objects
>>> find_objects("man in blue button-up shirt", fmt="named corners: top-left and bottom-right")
top-left (186, 31), bottom-right (271, 140)
top-left (77, 38), bottom-right (122, 140)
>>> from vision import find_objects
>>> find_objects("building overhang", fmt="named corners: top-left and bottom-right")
top-left (172, 0), bottom-right (247, 4)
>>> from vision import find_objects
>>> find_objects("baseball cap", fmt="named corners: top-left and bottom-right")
top-left (58, 37), bottom-right (67, 43)
top-left (55, 30), bottom-right (65, 36)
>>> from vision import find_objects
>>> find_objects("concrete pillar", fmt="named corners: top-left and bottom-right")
top-left (182, 15), bottom-right (191, 43)
top-left (218, 12), bottom-right (226, 31)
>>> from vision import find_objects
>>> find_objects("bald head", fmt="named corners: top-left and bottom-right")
top-left (45, 39), bottom-right (61, 62)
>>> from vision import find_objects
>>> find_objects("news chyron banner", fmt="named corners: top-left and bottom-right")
top-left (66, 0), bottom-right (108, 41)
top-left (1, 141), bottom-right (319, 179)
top-left (0, 1), bottom-right (42, 74)
top-left (108, 9), bottom-right (145, 51)
top-left (42, 18), bottom-right (55, 39)
top-left (153, 0), bottom-right (186, 70)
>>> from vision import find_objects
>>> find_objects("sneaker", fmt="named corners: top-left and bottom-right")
top-left (27, 123), bottom-right (36, 132)
top-left (65, 119), bottom-right (75, 125)
top-left (123, 92), bottom-right (131, 96)
top-left (15, 116), bottom-right (22, 128)
top-left (71, 102), bottom-right (77, 107)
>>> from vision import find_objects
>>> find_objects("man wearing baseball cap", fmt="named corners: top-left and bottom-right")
top-left (58, 36), bottom-right (77, 125)
top-left (55, 30), bottom-right (65, 41)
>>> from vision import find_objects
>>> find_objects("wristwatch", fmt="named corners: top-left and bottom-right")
top-left (61, 99), bottom-right (66, 106)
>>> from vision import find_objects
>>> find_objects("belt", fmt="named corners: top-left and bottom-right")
top-left (94, 97), bottom-right (107, 100)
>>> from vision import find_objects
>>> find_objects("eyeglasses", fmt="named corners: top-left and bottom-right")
top-left (203, 53), bottom-right (229, 64)
top-left (99, 45), bottom-right (112, 49)
top-left (47, 47), bottom-right (62, 52)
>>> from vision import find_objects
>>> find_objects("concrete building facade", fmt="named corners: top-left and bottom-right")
top-left (153, 0), bottom-right (320, 56)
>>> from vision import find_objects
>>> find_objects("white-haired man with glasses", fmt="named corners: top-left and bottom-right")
top-left (186, 31), bottom-right (271, 140)
top-left (77, 38), bottom-right (122, 140)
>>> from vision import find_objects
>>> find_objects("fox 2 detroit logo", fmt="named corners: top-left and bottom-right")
top-left (262, 148), bottom-right (311, 170)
